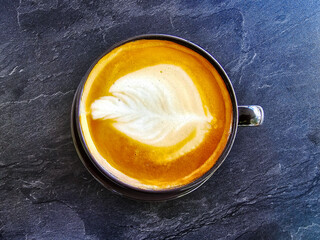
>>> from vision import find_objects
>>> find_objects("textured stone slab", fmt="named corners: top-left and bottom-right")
top-left (1, 0), bottom-right (320, 239)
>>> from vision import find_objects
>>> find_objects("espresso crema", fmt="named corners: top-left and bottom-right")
top-left (79, 39), bottom-right (233, 190)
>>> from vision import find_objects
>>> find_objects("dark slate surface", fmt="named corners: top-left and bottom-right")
top-left (1, 0), bottom-right (320, 239)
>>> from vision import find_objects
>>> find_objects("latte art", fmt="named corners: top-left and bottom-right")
top-left (91, 64), bottom-right (214, 160)
top-left (79, 39), bottom-right (233, 189)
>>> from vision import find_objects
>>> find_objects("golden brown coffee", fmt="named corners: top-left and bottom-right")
top-left (79, 39), bottom-right (233, 190)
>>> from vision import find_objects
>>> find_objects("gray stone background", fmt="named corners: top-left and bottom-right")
top-left (1, 0), bottom-right (320, 239)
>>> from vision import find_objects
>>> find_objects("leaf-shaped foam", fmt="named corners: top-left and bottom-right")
top-left (91, 64), bottom-right (213, 157)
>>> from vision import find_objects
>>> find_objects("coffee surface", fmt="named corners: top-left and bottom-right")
top-left (91, 64), bottom-right (213, 161)
top-left (79, 39), bottom-right (233, 189)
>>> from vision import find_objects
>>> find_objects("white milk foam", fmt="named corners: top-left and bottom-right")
top-left (91, 64), bottom-right (213, 158)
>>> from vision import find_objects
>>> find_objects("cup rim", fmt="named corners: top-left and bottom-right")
top-left (74, 34), bottom-right (239, 194)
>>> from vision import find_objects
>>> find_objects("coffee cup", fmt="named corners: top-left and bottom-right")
top-left (71, 34), bottom-right (264, 201)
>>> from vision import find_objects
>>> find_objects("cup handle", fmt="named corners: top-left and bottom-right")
top-left (238, 105), bottom-right (264, 126)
